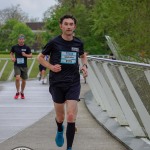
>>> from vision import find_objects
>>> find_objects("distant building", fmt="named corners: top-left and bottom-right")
top-left (26, 22), bottom-right (45, 51)
top-left (26, 22), bottom-right (45, 33)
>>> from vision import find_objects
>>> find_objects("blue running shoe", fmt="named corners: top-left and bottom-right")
top-left (55, 125), bottom-right (64, 147)
top-left (67, 148), bottom-right (72, 150)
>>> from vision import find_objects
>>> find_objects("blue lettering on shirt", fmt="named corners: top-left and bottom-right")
top-left (17, 58), bottom-right (24, 64)
top-left (60, 51), bottom-right (77, 64)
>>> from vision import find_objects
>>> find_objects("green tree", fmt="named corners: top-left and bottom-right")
top-left (0, 19), bottom-right (34, 51)
top-left (44, 0), bottom-right (106, 54)
top-left (43, 0), bottom-right (150, 58)
top-left (0, 19), bottom-right (18, 51)
top-left (9, 22), bottom-right (34, 47)
top-left (44, 5), bottom-right (68, 41)
top-left (91, 0), bottom-right (150, 59)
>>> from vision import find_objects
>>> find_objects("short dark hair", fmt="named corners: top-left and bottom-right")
top-left (59, 15), bottom-right (77, 25)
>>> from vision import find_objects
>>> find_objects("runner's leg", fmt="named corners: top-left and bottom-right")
top-left (54, 102), bottom-right (65, 147)
top-left (15, 75), bottom-right (20, 93)
top-left (66, 100), bottom-right (78, 149)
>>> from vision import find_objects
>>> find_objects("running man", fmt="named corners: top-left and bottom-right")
top-left (38, 55), bottom-right (49, 84)
top-left (10, 34), bottom-right (32, 99)
top-left (37, 15), bottom-right (88, 150)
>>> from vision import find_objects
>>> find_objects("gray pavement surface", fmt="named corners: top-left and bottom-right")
top-left (0, 80), bottom-right (53, 144)
top-left (84, 91), bottom-right (150, 150)
top-left (0, 79), bottom-right (128, 150)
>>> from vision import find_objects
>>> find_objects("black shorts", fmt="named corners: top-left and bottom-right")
top-left (39, 64), bottom-right (46, 71)
top-left (49, 83), bottom-right (81, 104)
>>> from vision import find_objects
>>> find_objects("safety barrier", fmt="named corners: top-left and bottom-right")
top-left (87, 56), bottom-right (150, 139)
top-left (0, 58), bottom-right (36, 81)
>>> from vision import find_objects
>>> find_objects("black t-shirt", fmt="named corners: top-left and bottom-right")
top-left (10, 44), bottom-right (31, 67)
top-left (42, 35), bottom-right (84, 86)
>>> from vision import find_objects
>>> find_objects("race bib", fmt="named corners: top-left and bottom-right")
top-left (60, 51), bottom-right (77, 64)
top-left (17, 58), bottom-right (24, 64)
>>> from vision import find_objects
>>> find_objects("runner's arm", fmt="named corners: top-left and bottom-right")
top-left (37, 53), bottom-right (61, 72)
top-left (22, 52), bottom-right (32, 58)
top-left (80, 52), bottom-right (88, 77)
top-left (10, 52), bottom-right (16, 62)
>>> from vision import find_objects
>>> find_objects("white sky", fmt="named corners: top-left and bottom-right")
top-left (0, 0), bottom-right (58, 21)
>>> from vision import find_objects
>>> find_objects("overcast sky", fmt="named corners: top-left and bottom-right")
top-left (0, 0), bottom-right (58, 21)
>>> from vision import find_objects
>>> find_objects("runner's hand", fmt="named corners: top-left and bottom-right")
top-left (51, 64), bottom-right (61, 72)
top-left (22, 52), bottom-right (26, 57)
top-left (81, 66), bottom-right (88, 78)
top-left (11, 57), bottom-right (16, 62)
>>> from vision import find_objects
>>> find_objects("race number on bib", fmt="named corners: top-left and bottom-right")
top-left (17, 58), bottom-right (24, 64)
top-left (60, 51), bottom-right (77, 64)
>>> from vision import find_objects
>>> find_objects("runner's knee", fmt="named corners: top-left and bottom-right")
top-left (16, 76), bottom-right (20, 81)
top-left (67, 113), bottom-right (75, 122)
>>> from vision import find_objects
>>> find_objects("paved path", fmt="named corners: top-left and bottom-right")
top-left (0, 80), bottom-right (128, 150)
top-left (0, 80), bottom-right (53, 143)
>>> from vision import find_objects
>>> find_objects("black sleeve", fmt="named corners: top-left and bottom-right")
top-left (10, 46), bottom-right (15, 53)
top-left (79, 42), bottom-right (84, 56)
top-left (42, 40), bottom-right (53, 56)
top-left (26, 46), bottom-right (31, 54)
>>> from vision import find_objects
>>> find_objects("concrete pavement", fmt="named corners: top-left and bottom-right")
top-left (0, 80), bottom-right (53, 144)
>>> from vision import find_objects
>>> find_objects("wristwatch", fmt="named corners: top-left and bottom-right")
top-left (83, 64), bottom-right (88, 68)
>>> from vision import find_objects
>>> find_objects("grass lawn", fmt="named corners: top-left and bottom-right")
top-left (0, 54), bottom-right (38, 58)
top-left (0, 54), bottom-right (41, 81)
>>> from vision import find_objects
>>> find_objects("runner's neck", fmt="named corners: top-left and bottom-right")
top-left (61, 34), bottom-right (73, 41)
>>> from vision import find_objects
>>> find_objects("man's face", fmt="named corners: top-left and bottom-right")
top-left (60, 18), bottom-right (76, 36)
top-left (18, 38), bottom-right (25, 45)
